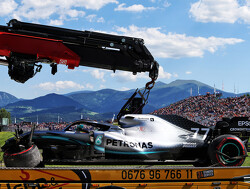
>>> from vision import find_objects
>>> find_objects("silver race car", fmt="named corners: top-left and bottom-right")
top-left (2, 114), bottom-right (249, 167)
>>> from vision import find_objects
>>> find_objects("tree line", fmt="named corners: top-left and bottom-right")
top-left (0, 108), bottom-right (11, 124)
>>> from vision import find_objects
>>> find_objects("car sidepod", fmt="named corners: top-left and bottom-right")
top-left (99, 115), bottom-right (208, 161)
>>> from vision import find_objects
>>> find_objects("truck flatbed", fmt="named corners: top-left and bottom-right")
top-left (0, 166), bottom-right (249, 188)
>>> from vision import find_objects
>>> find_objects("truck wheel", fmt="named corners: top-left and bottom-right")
top-left (3, 144), bottom-right (42, 167)
top-left (208, 135), bottom-right (247, 167)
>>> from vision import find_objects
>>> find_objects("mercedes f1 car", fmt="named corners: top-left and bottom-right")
top-left (2, 114), bottom-right (249, 167)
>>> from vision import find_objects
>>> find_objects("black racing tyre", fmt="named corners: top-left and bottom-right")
top-left (3, 145), bottom-right (42, 167)
top-left (208, 135), bottom-right (247, 167)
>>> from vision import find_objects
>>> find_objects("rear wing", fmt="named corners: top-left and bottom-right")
top-left (214, 117), bottom-right (250, 150)
top-left (215, 117), bottom-right (250, 136)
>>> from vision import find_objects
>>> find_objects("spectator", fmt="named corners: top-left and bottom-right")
top-left (152, 94), bottom-right (250, 126)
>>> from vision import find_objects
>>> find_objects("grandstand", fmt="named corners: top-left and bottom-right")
top-left (152, 93), bottom-right (250, 126)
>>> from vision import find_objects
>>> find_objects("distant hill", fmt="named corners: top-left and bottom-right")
top-left (6, 93), bottom-right (84, 109)
top-left (67, 89), bottom-right (134, 113)
top-left (1, 79), bottom-right (246, 122)
top-left (4, 93), bottom-right (97, 122)
top-left (64, 90), bottom-right (93, 96)
top-left (0, 92), bottom-right (19, 106)
top-left (147, 79), bottom-right (235, 110)
top-left (66, 79), bottom-right (238, 114)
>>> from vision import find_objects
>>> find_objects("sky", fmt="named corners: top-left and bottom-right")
top-left (0, 0), bottom-right (250, 99)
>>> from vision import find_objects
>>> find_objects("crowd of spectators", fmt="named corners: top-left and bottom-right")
top-left (152, 93), bottom-right (250, 126)
top-left (37, 122), bottom-right (68, 131)
top-left (7, 122), bottom-right (68, 132)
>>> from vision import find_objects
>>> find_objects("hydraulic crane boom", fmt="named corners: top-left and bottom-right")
top-left (0, 19), bottom-right (159, 83)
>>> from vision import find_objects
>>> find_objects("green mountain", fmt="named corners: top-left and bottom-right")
top-left (4, 93), bottom-right (99, 122)
top-left (2, 80), bottom-right (242, 122)
top-left (0, 92), bottom-right (19, 107)
top-left (67, 89), bottom-right (134, 113)
top-left (66, 79), bottom-right (235, 113)
top-left (148, 79), bottom-right (236, 110)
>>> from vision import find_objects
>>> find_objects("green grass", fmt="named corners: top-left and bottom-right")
top-left (0, 132), bottom-right (14, 162)
top-left (243, 152), bottom-right (250, 166)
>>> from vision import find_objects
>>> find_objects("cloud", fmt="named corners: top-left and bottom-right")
top-left (65, 68), bottom-right (106, 82)
top-left (115, 25), bottom-right (244, 58)
top-left (81, 69), bottom-right (89, 73)
top-left (111, 72), bottom-right (137, 82)
top-left (173, 73), bottom-right (178, 77)
top-left (0, 0), bottom-right (18, 16)
top-left (7, 0), bottom-right (117, 24)
top-left (150, 0), bottom-right (171, 8)
top-left (49, 19), bottom-right (64, 26)
top-left (37, 81), bottom-right (85, 91)
top-left (77, 0), bottom-right (118, 10)
top-left (91, 70), bottom-right (106, 82)
top-left (97, 17), bottom-right (105, 23)
top-left (110, 71), bottom-right (148, 82)
top-left (190, 0), bottom-right (250, 24)
top-left (110, 66), bottom-right (172, 82)
top-left (115, 3), bottom-right (156, 12)
top-left (186, 71), bottom-right (192, 75)
top-left (163, 1), bottom-right (171, 8)
top-left (99, 84), bottom-right (106, 89)
top-left (120, 87), bottom-right (130, 91)
top-left (86, 14), bottom-right (97, 22)
top-left (158, 66), bottom-right (172, 79)
top-left (85, 83), bottom-right (94, 89)
top-left (86, 14), bottom-right (105, 23)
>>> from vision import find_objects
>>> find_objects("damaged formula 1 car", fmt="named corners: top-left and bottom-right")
top-left (2, 111), bottom-right (249, 167)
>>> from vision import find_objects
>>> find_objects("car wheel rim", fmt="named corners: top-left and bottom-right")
top-left (220, 142), bottom-right (240, 164)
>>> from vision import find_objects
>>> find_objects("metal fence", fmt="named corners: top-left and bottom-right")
top-left (0, 125), bottom-right (49, 132)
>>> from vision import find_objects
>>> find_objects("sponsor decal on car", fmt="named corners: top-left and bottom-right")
top-left (182, 142), bottom-right (197, 148)
top-left (238, 121), bottom-right (250, 126)
top-left (95, 135), bottom-right (103, 146)
top-left (230, 127), bottom-right (250, 131)
top-left (106, 139), bottom-right (153, 149)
